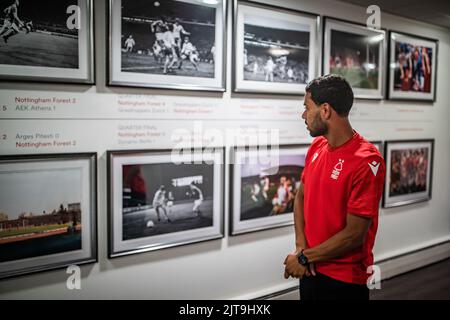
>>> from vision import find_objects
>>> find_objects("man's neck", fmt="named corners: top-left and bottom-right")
top-left (324, 119), bottom-right (354, 149)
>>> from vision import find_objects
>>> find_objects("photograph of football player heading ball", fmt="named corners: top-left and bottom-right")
top-left (388, 31), bottom-right (438, 101)
top-left (109, 0), bottom-right (226, 91)
top-left (108, 149), bottom-right (224, 257)
top-left (233, 1), bottom-right (318, 94)
top-left (0, 0), bottom-right (94, 83)
top-left (231, 145), bottom-right (308, 235)
top-left (323, 18), bottom-right (386, 99)
top-left (383, 140), bottom-right (434, 208)
top-left (0, 153), bottom-right (97, 279)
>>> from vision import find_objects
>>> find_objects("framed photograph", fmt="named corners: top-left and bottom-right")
top-left (232, 1), bottom-right (319, 95)
top-left (108, 148), bottom-right (224, 257)
top-left (109, 0), bottom-right (227, 91)
top-left (230, 145), bottom-right (308, 235)
top-left (0, 153), bottom-right (97, 279)
top-left (388, 31), bottom-right (438, 101)
top-left (383, 140), bottom-right (434, 208)
top-left (0, 0), bottom-right (94, 84)
top-left (323, 17), bottom-right (386, 99)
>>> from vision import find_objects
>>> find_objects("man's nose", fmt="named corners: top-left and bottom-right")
top-left (301, 110), bottom-right (306, 119)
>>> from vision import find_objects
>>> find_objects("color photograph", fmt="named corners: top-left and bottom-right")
top-left (383, 140), bottom-right (434, 208)
top-left (0, 154), bottom-right (97, 279)
top-left (231, 145), bottom-right (308, 235)
top-left (323, 18), bottom-right (386, 99)
top-left (388, 31), bottom-right (437, 101)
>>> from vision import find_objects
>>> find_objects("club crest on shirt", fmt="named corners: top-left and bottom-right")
top-left (331, 159), bottom-right (344, 180)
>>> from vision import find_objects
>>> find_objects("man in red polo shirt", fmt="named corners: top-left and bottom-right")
top-left (283, 74), bottom-right (385, 300)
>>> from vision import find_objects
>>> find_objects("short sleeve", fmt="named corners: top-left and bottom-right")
top-left (301, 144), bottom-right (314, 184)
top-left (347, 155), bottom-right (386, 218)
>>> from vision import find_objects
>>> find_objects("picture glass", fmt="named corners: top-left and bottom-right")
top-left (0, 154), bottom-right (96, 279)
top-left (324, 18), bottom-right (385, 99)
top-left (389, 32), bottom-right (437, 101)
top-left (109, 149), bottom-right (223, 257)
top-left (110, 0), bottom-right (225, 90)
top-left (231, 146), bottom-right (308, 235)
top-left (234, 2), bottom-right (318, 94)
top-left (0, 0), bottom-right (93, 82)
top-left (384, 141), bottom-right (433, 208)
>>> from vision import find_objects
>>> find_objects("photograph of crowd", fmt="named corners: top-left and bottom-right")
top-left (329, 29), bottom-right (380, 89)
top-left (384, 140), bottom-right (433, 208)
top-left (231, 146), bottom-right (308, 235)
top-left (0, 0), bottom-right (93, 82)
top-left (242, 20), bottom-right (310, 84)
top-left (389, 148), bottom-right (429, 197)
top-left (239, 155), bottom-right (304, 221)
top-left (120, 0), bottom-right (217, 78)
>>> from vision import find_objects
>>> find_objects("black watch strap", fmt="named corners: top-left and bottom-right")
top-left (297, 250), bottom-right (309, 266)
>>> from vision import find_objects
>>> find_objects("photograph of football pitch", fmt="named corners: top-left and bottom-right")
top-left (121, 51), bottom-right (214, 77)
top-left (122, 198), bottom-right (213, 240)
top-left (0, 31), bottom-right (78, 68)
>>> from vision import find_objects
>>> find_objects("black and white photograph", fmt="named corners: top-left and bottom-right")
top-left (109, 0), bottom-right (226, 91)
top-left (233, 1), bottom-right (318, 94)
top-left (230, 145), bottom-right (308, 235)
top-left (0, 0), bottom-right (94, 83)
top-left (383, 140), bottom-right (434, 208)
top-left (388, 31), bottom-right (438, 101)
top-left (0, 153), bottom-right (97, 279)
top-left (108, 149), bottom-right (224, 257)
top-left (323, 17), bottom-right (386, 99)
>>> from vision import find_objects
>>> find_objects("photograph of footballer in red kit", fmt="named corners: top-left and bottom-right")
top-left (383, 140), bottom-right (434, 208)
top-left (388, 31), bottom-right (438, 101)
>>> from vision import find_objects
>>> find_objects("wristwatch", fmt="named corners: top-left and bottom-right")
top-left (297, 250), bottom-right (309, 266)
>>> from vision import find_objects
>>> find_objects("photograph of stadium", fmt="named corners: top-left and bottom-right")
top-left (383, 140), bottom-right (434, 208)
top-left (108, 149), bottom-right (224, 257)
top-left (0, 154), bottom-right (97, 279)
top-left (323, 18), bottom-right (386, 99)
top-left (233, 2), bottom-right (318, 94)
top-left (0, 0), bottom-right (93, 83)
top-left (231, 145), bottom-right (308, 235)
top-left (109, 0), bottom-right (226, 91)
top-left (388, 31), bottom-right (438, 101)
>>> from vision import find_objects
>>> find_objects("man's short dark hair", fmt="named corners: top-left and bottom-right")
top-left (305, 74), bottom-right (354, 116)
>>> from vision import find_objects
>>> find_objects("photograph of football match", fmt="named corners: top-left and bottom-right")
top-left (121, 162), bottom-right (215, 240)
top-left (120, 0), bottom-right (216, 78)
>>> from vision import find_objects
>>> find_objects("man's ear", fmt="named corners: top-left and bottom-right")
top-left (320, 103), bottom-right (332, 120)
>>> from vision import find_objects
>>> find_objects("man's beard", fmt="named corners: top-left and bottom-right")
top-left (307, 114), bottom-right (328, 137)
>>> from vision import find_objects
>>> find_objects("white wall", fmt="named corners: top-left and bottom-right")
top-left (0, 0), bottom-right (449, 299)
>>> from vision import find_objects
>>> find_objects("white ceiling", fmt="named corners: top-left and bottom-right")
top-left (336, 0), bottom-right (450, 29)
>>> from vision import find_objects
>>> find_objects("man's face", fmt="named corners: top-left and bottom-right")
top-left (302, 92), bottom-right (328, 137)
